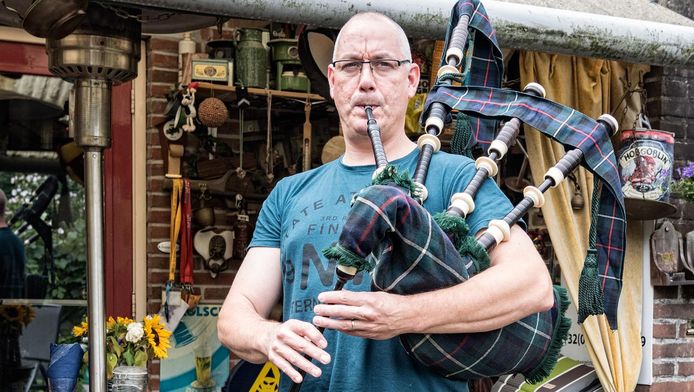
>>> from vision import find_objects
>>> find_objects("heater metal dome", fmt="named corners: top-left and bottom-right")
top-left (45, 3), bottom-right (141, 83)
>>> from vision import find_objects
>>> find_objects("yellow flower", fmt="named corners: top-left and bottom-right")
top-left (106, 317), bottom-right (116, 330)
top-left (116, 316), bottom-right (134, 326)
top-left (143, 314), bottom-right (171, 359)
top-left (73, 320), bottom-right (89, 337)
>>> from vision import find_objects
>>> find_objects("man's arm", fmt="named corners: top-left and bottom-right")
top-left (217, 247), bottom-right (331, 383)
top-left (312, 224), bottom-right (554, 338)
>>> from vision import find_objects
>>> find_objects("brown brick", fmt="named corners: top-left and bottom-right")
top-left (653, 323), bottom-right (678, 339)
top-left (147, 253), bottom-right (170, 269)
top-left (654, 286), bottom-right (679, 299)
top-left (147, 225), bottom-right (171, 240)
top-left (148, 173), bottom-right (165, 190)
top-left (149, 37), bottom-right (179, 53)
top-left (148, 194), bottom-right (170, 209)
top-left (193, 270), bottom-right (236, 286)
top-left (147, 99), bottom-right (168, 116)
top-left (151, 69), bottom-right (179, 85)
top-left (204, 287), bottom-right (231, 300)
top-left (147, 145), bottom-right (163, 160)
top-left (683, 285), bottom-right (694, 299)
top-left (654, 303), bottom-right (694, 319)
top-left (148, 208), bottom-right (171, 224)
top-left (653, 362), bottom-right (676, 377)
top-left (148, 114), bottom-right (168, 129)
top-left (647, 381), bottom-right (694, 392)
top-left (679, 361), bottom-right (694, 376)
top-left (148, 84), bottom-right (176, 99)
top-left (146, 129), bottom-right (162, 145)
top-left (151, 52), bottom-right (178, 69)
top-left (653, 341), bottom-right (694, 358)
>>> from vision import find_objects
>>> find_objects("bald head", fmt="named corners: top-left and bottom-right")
top-left (333, 12), bottom-right (411, 61)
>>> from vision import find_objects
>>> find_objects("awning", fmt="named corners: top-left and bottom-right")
top-left (96, 0), bottom-right (694, 66)
top-left (1, 0), bottom-right (693, 66)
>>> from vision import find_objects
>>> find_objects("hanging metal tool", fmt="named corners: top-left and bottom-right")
top-left (266, 93), bottom-right (274, 182)
top-left (302, 100), bottom-right (312, 172)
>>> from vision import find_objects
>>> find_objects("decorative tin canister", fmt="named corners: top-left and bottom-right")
top-left (618, 129), bottom-right (674, 201)
top-left (234, 29), bottom-right (267, 88)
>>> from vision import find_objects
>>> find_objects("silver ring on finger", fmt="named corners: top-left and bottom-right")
top-left (351, 319), bottom-right (356, 330)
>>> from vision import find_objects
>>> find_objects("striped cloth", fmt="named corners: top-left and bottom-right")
top-left (324, 184), bottom-right (569, 382)
top-left (492, 356), bottom-right (603, 392)
top-left (424, 0), bottom-right (625, 329)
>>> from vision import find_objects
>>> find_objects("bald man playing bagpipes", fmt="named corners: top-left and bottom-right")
top-left (218, 2), bottom-right (626, 391)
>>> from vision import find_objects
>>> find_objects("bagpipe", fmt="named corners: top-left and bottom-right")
top-left (290, 0), bottom-right (627, 389)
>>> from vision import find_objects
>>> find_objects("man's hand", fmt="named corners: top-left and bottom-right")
top-left (312, 290), bottom-right (407, 340)
top-left (264, 319), bottom-right (331, 384)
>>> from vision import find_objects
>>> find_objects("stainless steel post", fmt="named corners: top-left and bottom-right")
top-left (74, 78), bottom-right (111, 392)
top-left (85, 147), bottom-right (107, 392)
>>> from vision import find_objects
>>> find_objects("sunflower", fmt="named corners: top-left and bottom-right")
top-left (116, 316), bottom-right (134, 326)
top-left (0, 305), bottom-right (23, 323)
top-left (73, 320), bottom-right (89, 337)
top-left (144, 314), bottom-right (171, 359)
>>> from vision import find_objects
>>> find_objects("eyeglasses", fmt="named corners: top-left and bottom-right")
top-left (331, 59), bottom-right (411, 77)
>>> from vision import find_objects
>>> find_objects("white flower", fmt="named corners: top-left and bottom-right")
top-left (125, 322), bottom-right (145, 343)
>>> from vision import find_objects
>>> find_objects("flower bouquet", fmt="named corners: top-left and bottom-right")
top-left (0, 305), bottom-right (35, 367)
top-left (72, 314), bottom-right (172, 380)
top-left (671, 161), bottom-right (694, 203)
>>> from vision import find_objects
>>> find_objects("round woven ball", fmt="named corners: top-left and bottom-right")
top-left (198, 97), bottom-right (229, 128)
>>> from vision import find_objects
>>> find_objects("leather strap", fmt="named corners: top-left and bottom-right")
top-left (168, 178), bottom-right (183, 282)
top-left (180, 179), bottom-right (194, 284)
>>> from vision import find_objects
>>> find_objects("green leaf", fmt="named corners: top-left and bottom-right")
top-left (122, 350), bottom-right (135, 366)
top-left (106, 353), bottom-right (118, 379)
top-left (109, 336), bottom-right (122, 357)
top-left (134, 350), bottom-right (148, 367)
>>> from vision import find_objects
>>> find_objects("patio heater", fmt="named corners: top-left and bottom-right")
top-left (44, 4), bottom-right (140, 391)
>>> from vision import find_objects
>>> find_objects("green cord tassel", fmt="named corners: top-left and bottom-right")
top-left (322, 244), bottom-right (374, 273)
top-left (433, 212), bottom-right (470, 248)
top-left (577, 249), bottom-right (605, 324)
top-left (372, 165), bottom-right (419, 196)
top-left (451, 112), bottom-right (475, 159)
top-left (525, 285), bottom-right (572, 384)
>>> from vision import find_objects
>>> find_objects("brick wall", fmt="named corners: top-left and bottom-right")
top-left (639, 64), bottom-right (694, 389)
top-left (144, 33), bottom-right (241, 390)
top-left (644, 1), bottom-right (694, 388)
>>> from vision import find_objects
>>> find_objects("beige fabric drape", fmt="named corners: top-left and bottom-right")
top-left (519, 52), bottom-right (649, 392)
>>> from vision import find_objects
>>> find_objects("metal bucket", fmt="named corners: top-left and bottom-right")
top-left (618, 128), bottom-right (674, 201)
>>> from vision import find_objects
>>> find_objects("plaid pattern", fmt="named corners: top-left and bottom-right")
top-left (331, 184), bottom-right (566, 381)
top-left (435, 0), bottom-right (504, 147)
top-left (423, 86), bottom-right (625, 329)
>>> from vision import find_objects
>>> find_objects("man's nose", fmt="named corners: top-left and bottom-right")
top-left (357, 63), bottom-right (376, 91)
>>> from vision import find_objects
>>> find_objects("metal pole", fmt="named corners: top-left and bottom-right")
top-left (73, 78), bottom-right (111, 392)
top-left (85, 147), bottom-right (107, 392)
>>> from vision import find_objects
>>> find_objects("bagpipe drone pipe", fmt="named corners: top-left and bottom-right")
top-left (289, 0), bottom-right (627, 389)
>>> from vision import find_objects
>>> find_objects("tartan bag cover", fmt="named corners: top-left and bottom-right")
top-left (423, 87), bottom-right (626, 329)
top-left (324, 183), bottom-right (570, 382)
top-left (424, 0), bottom-right (625, 329)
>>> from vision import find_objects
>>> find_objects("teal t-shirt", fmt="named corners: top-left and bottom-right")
top-left (250, 148), bottom-right (514, 391)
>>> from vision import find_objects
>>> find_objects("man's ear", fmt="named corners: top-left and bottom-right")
top-left (407, 62), bottom-right (421, 98)
top-left (327, 65), bottom-right (336, 99)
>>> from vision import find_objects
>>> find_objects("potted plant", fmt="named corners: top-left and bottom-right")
top-left (72, 314), bottom-right (171, 388)
top-left (671, 161), bottom-right (694, 203)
